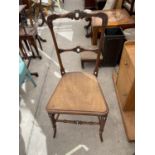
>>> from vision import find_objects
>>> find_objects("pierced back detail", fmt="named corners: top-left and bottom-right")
top-left (47, 10), bottom-right (108, 77)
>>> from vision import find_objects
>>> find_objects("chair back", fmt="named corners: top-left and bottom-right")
top-left (47, 10), bottom-right (108, 77)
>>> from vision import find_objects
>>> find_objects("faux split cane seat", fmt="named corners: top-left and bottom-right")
top-left (46, 10), bottom-right (109, 142)
top-left (47, 72), bottom-right (107, 115)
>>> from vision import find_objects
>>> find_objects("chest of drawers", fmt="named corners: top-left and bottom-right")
top-left (113, 41), bottom-right (135, 141)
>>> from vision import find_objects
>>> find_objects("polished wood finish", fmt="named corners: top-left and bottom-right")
top-left (113, 41), bottom-right (135, 141)
top-left (46, 10), bottom-right (109, 142)
top-left (19, 2), bottom-right (43, 59)
top-left (91, 9), bottom-right (135, 45)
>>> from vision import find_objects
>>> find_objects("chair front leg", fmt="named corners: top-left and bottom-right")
top-left (49, 113), bottom-right (57, 138)
top-left (99, 115), bottom-right (107, 142)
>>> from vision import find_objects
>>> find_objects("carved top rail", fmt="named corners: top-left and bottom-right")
top-left (47, 10), bottom-right (108, 76)
top-left (59, 46), bottom-right (98, 54)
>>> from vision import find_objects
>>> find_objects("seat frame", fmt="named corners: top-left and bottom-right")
top-left (46, 10), bottom-right (109, 142)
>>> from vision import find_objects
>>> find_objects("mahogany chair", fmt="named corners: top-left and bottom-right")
top-left (46, 10), bottom-right (109, 142)
top-left (82, 0), bottom-right (117, 68)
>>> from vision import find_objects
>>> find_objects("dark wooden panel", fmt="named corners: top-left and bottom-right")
top-left (85, 0), bottom-right (97, 9)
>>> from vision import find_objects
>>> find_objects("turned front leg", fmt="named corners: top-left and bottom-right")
top-left (49, 113), bottom-right (57, 138)
top-left (99, 115), bottom-right (107, 142)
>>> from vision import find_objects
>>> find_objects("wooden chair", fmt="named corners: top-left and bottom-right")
top-left (19, 25), bottom-right (42, 59)
top-left (46, 10), bottom-right (109, 142)
top-left (122, 0), bottom-right (135, 15)
top-left (32, 0), bottom-right (55, 27)
top-left (19, 1), bottom-right (44, 59)
top-left (82, 0), bottom-right (117, 68)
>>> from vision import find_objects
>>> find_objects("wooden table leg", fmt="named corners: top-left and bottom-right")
top-left (91, 27), bottom-right (98, 45)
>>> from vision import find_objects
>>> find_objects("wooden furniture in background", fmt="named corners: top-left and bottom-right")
top-left (46, 10), bottom-right (109, 142)
top-left (19, 3), bottom-right (44, 59)
top-left (115, 0), bottom-right (123, 8)
top-left (21, 0), bottom-right (55, 26)
top-left (122, 0), bottom-right (135, 15)
top-left (19, 25), bottom-right (42, 59)
top-left (91, 9), bottom-right (135, 45)
top-left (113, 41), bottom-right (135, 141)
top-left (84, 0), bottom-right (117, 38)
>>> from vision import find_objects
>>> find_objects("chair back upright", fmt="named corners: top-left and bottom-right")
top-left (47, 10), bottom-right (108, 77)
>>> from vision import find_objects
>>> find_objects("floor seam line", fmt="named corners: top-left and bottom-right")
top-left (26, 58), bottom-right (51, 154)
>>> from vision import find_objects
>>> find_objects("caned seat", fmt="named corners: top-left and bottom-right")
top-left (46, 10), bottom-right (109, 142)
top-left (47, 72), bottom-right (107, 114)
